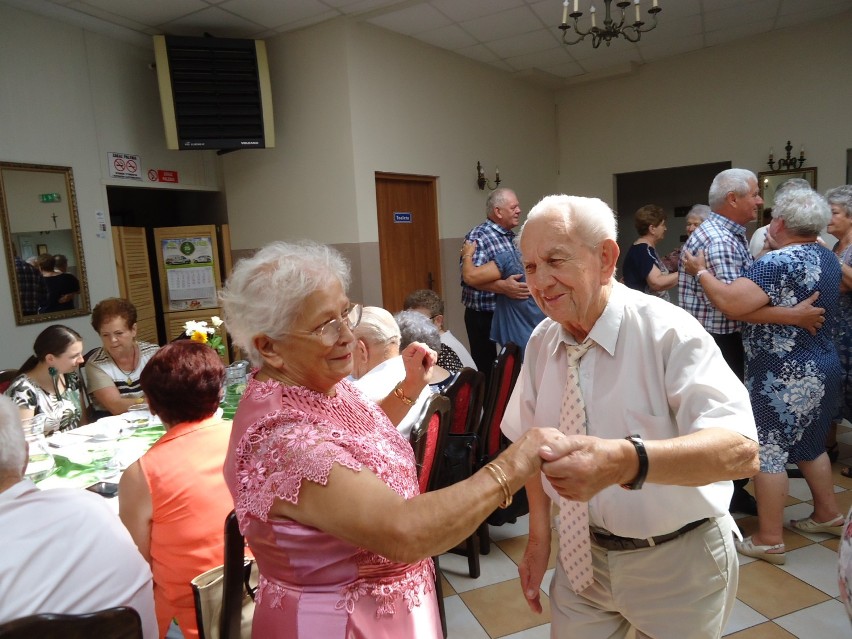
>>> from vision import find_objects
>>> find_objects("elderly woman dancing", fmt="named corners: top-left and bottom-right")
top-left (220, 241), bottom-right (559, 638)
top-left (684, 187), bottom-right (843, 564)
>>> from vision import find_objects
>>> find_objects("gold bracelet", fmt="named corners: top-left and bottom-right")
top-left (462, 254), bottom-right (473, 261)
top-left (392, 382), bottom-right (416, 406)
top-left (484, 462), bottom-right (512, 509)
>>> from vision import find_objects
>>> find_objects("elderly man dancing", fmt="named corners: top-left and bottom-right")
top-left (503, 195), bottom-right (759, 639)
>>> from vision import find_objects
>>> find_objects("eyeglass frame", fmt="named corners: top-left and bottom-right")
top-left (284, 303), bottom-right (363, 346)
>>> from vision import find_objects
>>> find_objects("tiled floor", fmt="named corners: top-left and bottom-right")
top-left (437, 424), bottom-right (852, 638)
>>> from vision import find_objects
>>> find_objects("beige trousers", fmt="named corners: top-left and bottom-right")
top-left (549, 515), bottom-right (738, 639)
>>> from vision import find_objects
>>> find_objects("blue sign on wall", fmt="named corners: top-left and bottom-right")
top-left (393, 212), bottom-right (412, 223)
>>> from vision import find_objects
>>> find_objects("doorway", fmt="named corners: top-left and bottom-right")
top-left (374, 173), bottom-right (441, 312)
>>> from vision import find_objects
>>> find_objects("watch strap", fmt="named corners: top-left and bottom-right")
top-left (621, 434), bottom-right (648, 490)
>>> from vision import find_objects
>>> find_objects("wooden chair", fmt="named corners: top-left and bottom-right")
top-left (0, 606), bottom-right (143, 639)
top-left (477, 342), bottom-right (524, 551)
top-left (221, 510), bottom-right (256, 639)
top-left (409, 393), bottom-right (451, 638)
top-left (439, 367), bottom-right (486, 577)
top-left (0, 368), bottom-right (18, 394)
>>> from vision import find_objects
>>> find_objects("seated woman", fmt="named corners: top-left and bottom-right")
top-left (85, 298), bottom-right (159, 416)
top-left (220, 241), bottom-right (558, 638)
top-left (118, 340), bottom-right (234, 639)
top-left (4, 325), bottom-right (84, 433)
top-left (395, 310), bottom-right (453, 391)
top-left (684, 186), bottom-right (844, 564)
top-left (622, 204), bottom-right (679, 301)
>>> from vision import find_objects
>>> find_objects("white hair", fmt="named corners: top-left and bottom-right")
top-left (220, 241), bottom-right (350, 366)
top-left (519, 194), bottom-right (618, 248)
top-left (0, 396), bottom-right (26, 475)
top-left (395, 310), bottom-right (441, 352)
top-left (708, 169), bottom-right (757, 211)
top-left (771, 188), bottom-right (830, 236)
top-left (355, 307), bottom-right (400, 346)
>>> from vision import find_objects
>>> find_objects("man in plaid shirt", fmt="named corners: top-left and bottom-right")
top-left (14, 255), bottom-right (47, 315)
top-left (460, 188), bottom-right (529, 381)
top-left (679, 168), bottom-right (824, 514)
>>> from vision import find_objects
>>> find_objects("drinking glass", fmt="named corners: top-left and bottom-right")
top-left (21, 414), bottom-right (56, 482)
top-left (88, 439), bottom-right (120, 480)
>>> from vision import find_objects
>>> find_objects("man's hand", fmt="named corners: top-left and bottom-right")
top-left (539, 435), bottom-right (634, 502)
top-left (494, 274), bottom-right (530, 300)
top-left (791, 291), bottom-right (825, 335)
top-left (518, 536), bottom-right (551, 614)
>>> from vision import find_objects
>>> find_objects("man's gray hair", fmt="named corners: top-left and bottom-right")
top-left (771, 188), bottom-right (830, 236)
top-left (826, 185), bottom-right (852, 217)
top-left (485, 187), bottom-right (515, 217)
top-left (0, 396), bottom-right (26, 475)
top-left (355, 307), bottom-right (401, 346)
top-left (776, 177), bottom-right (812, 196)
top-left (520, 194), bottom-right (618, 248)
top-left (395, 310), bottom-right (442, 353)
top-left (220, 241), bottom-right (350, 366)
top-left (708, 169), bottom-right (757, 211)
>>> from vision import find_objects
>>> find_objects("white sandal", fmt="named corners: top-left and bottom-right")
top-left (735, 536), bottom-right (786, 565)
top-left (789, 515), bottom-right (844, 537)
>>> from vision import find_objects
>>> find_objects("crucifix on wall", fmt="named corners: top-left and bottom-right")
top-left (51, 212), bottom-right (57, 228)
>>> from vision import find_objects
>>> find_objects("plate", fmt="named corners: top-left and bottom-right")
top-left (128, 402), bottom-right (149, 411)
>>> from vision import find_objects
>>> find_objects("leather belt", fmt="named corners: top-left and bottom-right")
top-left (590, 518), bottom-right (710, 551)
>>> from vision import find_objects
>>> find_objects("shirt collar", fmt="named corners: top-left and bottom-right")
top-left (0, 478), bottom-right (37, 503)
top-left (547, 281), bottom-right (623, 358)
top-left (708, 211), bottom-right (748, 237)
top-left (485, 218), bottom-right (515, 237)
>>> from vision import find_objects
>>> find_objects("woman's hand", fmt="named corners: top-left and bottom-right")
top-left (681, 249), bottom-right (707, 277)
top-left (461, 240), bottom-right (477, 260)
top-left (400, 341), bottom-right (436, 398)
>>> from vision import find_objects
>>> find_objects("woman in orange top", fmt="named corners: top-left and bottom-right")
top-left (119, 341), bottom-right (233, 638)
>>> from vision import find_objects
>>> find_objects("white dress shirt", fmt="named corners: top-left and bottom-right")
top-left (0, 479), bottom-right (157, 637)
top-left (502, 283), bottom-right (757, 539)
top-left (352, 356), bottom-right (432, 440)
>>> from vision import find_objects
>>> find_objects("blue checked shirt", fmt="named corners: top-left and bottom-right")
top-left (678, 212), bottom-right (753, 334)
top-left (460, 219), bottom-right (516, 312)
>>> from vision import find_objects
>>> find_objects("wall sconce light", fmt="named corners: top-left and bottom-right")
top-left (767, 140), bottom-right (806, 171)
top-left (477, 161), bottom-right (501, 191)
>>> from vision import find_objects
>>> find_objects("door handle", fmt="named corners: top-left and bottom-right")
top-left (427, 271), bottom-right (434, 289)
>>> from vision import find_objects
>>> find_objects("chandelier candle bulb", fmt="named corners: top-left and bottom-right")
top-left (635, 0), bottom-right (640, 22)
top-left (653, 0), bottom-right (658, 7)
top-left (563, 0), bottom-right (569, 24)
top-left (591, 5), bottom-right (596, 27)
top-left (574, 0), bottom-right (579, 13)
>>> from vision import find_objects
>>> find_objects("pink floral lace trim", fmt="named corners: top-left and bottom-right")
top-left (255, 558), bottom-right (435, 619)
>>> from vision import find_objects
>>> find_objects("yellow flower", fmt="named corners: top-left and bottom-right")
top-left (191, 330), bottom-right (208, 344)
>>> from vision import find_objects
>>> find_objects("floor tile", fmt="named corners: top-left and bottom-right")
top-left (440, 544), bottom-right (520, 593)
top-left (735, 515), bottom-right (815, 552)
top-left (723, 600), bottom-right (769, 636)
top-left (778, 543), bottom-right (841, 597)
top-left (500, 624), bottom-right (551, 639)
top-left (783, 503), bottom-right (840, 543)
top-left (736, 561), bottom-right (830, 619)
top-left (488, 515), bottom-right (530, 541)
top-left (496, 534), bottom-right (558, 570)
top-left (773, 599), bottom-right (850, 639)
top-left (444, 594), bottom-right (490, 639)
top-left (724, 622), bottom-right (797, 638)
top-left (460, 577), bottom-right (551, 638)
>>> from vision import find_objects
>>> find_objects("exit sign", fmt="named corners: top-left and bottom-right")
top-left (39, 193), bottom-right (61, 203)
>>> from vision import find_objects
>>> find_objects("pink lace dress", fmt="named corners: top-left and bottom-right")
top-left (223, 374), bottom-right (441, 639)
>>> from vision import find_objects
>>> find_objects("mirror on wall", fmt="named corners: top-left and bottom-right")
top-left (756, 167), bottom-right (817, 225)
top-left (0, 162), bottom-right (91, 325)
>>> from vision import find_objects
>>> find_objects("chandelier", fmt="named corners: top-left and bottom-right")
top-left (559, 0), bottom-right (662, 48)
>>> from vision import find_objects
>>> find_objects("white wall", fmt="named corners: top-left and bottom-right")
top-left (0, 4), bottom-right (220, 365)
top-left (555, 12), bottom-right (852, 209)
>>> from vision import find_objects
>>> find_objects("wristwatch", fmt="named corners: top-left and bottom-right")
top-left (620, 434), bottom-right (648, 490)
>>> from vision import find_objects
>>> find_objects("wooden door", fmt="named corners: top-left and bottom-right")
top-left (375, 173), bottom-right (441, 312)
top-left (112, 226), bottom-right (158, 344)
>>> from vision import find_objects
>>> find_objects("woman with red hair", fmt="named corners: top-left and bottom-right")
top-left (119, 341), bottom-right (233, 638)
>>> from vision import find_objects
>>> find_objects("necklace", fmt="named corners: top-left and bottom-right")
top-left (115, 346), bottom-right (138, 385)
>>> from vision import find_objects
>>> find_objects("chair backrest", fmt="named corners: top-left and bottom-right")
top-left (440, 367), bottom-right (485, 436)
top-left (222, 510), bottom-right (247, 639)
top-left (479, 342), bottom-right (522, 461)
top-left (0, 606), bottom-right (142, 639)
top-left (409, 393), bottom-right (451, 493)
top-left (0, 368), bottom-right (18, 394)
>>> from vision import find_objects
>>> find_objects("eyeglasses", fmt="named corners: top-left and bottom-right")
top-left (286, 303), bottom-right (362, 346)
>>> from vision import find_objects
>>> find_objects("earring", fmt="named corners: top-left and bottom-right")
top-left (48, 366), bottom-right (57, 377)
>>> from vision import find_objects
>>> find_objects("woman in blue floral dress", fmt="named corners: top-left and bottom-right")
top-left (825, 186), bottom-right (852, 473)
top-left (684, 187), bottom-right (844, 564)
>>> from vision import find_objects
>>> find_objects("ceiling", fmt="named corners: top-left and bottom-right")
top-left (5, 0), bottom-right (852, 86)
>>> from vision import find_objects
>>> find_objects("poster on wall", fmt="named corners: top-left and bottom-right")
top-left (160, 235), bottom-right (217, 311)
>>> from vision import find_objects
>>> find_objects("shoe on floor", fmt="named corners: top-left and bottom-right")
top-left (735, 536), bottom-right (786, 564)
top-left (789, 515), bottom-right (844, 537)
top-left (729, 489), bottom-right (758, 516)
